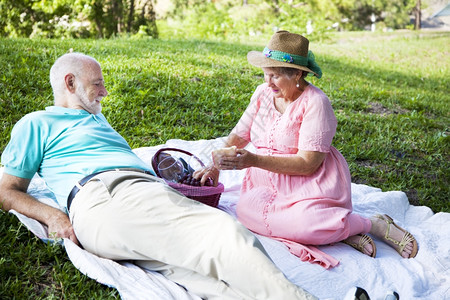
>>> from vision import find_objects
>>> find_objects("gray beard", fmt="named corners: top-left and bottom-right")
top-left (76, 84), bottom-right (102, 114)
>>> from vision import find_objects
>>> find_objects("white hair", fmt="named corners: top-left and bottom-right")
top-left (49, 53), bottom-right (100, 102)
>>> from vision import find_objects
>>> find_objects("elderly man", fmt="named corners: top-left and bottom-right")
top-left (0, 53), bottom-right (316, 300)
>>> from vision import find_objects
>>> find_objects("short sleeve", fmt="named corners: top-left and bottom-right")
top-left (1, 113), bottom-right (45, 179)
top-left (297, 88), bottom-right (337, 153)
top-left (230, 84), bottom-right (264, 141)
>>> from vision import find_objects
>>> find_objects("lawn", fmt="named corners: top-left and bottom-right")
top-left (0, 31), bottom-right (449, 298)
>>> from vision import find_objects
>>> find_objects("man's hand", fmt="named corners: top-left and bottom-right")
top-left (0, 173), bottom-right (79, 245)
top-left (48, 210), bottom-right (79, 245)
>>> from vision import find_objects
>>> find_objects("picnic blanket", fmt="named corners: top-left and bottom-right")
top-left (3, 137), bottom-right (449, 300)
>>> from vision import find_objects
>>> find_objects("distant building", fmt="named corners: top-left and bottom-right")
top-left (422, 2), bottom-right (450, 30)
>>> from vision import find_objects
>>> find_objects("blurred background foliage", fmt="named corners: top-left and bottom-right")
top-left (0, 0), bottom-right (423, 41)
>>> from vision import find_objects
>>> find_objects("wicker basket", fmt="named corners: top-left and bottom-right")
top-left (151, 148), bottom-right (224, 207)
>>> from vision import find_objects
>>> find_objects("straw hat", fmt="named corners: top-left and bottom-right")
top-left (247, 30), bottom-right (322, 78)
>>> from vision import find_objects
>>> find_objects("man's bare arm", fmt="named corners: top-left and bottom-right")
top-left (0, 173), bottom-right (79, 244)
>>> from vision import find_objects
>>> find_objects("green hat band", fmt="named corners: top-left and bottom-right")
top-left (263, 47), bottom-right (322, 78)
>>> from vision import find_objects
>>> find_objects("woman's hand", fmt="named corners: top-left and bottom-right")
top-left (193, 165), bottom-right (220, 187)
top-left (218, 148), bottom-right (256, 170)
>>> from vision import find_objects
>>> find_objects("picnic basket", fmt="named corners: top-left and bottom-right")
top-left (151, 147), bottom-right (224, 207)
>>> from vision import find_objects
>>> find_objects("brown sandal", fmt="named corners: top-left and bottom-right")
top-left (375, 214), bottom-right (418, 258)
top-left (343, 234), bottom-right (377, 258)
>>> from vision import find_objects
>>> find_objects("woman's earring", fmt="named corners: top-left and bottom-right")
top-left (296, 82), bottom-right (300, 88)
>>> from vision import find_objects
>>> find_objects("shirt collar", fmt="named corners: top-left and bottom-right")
top-left (46, 106), bottom-right (93, 115)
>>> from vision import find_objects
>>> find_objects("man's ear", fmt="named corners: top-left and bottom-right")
top-left (64, 73), bottom-right (76, 93)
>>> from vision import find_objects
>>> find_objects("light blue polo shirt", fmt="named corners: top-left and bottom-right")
top-left (1, 106), bottom-right (155, 208)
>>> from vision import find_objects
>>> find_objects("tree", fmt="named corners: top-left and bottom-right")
top-left (0, 0), bottom-right (158, 38)
top-left (0, 0), bottom-right (44, 37)
top-left (326, 0), bottom-right (417, 30)
top-left (127, 0), bottom-right (135, 32)
top-left (90, 0), bottom-right (105, 37)
top-left (413, 0), bottom-right (421, 29)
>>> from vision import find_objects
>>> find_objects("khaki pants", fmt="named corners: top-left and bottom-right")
top-left (69, 171), bottom-right (316, 300)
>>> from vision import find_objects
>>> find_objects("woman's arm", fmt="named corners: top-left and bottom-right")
top-left (225, 133), bottom-right (249, 149)
top-left (219, 149), bottom-right (326, 176)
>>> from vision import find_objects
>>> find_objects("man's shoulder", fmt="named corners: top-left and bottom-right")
top-left (17, 110), bottom-right (50, 124)
top-left (19, 106), bottom-right (90, 123)
top-left (12, 108), bottom-right (67, 134)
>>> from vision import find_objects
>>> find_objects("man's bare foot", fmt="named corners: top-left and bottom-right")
top-left (369, 214), bottom-right (418, 258)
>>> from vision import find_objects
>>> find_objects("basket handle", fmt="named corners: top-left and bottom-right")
top-left (151, 147), bottom-right (205, 178)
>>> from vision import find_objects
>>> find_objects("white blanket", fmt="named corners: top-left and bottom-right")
top-left (4, 138), bottom-right (449, 300)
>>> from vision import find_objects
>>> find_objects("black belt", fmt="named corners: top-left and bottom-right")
top-left (67, 168), bottom-right (153, 211)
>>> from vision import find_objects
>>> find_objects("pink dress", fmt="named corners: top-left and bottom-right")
top-left (232, 83), bottom-right (370, 268)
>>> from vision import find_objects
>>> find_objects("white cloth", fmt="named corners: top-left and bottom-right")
top-left (3, 137), bottom-right (450, 300)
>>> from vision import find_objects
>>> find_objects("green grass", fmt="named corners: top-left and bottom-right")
top-left (0, 31), bottom-right (449, 297)
top-left (0, 212), bottom-right (119, 298)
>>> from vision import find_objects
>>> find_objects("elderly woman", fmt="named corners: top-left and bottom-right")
top-left (196, 31), bottom-right (418, 268)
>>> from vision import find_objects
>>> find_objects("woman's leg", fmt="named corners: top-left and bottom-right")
top-left (342, 214), bottom-right (376, 256)
top-left (345, 214), bottom-right (417, 258)
top-left (368, 214), bottom-right (417, 258)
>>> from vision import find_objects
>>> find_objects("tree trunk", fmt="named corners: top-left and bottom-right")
top-left (271, 0), bottom-right (280, 13)
top-left (127, 0), bottom-right (135, 33)
top-left (414, 0), bottom-right (421, 30)
top-left (112, 0), bottom-right (123, 34)
top-left (93, 0), bottom-right (104, 38)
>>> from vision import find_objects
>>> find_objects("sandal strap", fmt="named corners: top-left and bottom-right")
top-left (343, 234), bottom-right (373, 252)
top-left (377, 214), bottom-right (416, 254)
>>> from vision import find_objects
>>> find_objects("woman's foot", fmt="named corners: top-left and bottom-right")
top-left (370, 214), bottom-right (418, 258)
top-left (342, 234), bottom-right (376, 257)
